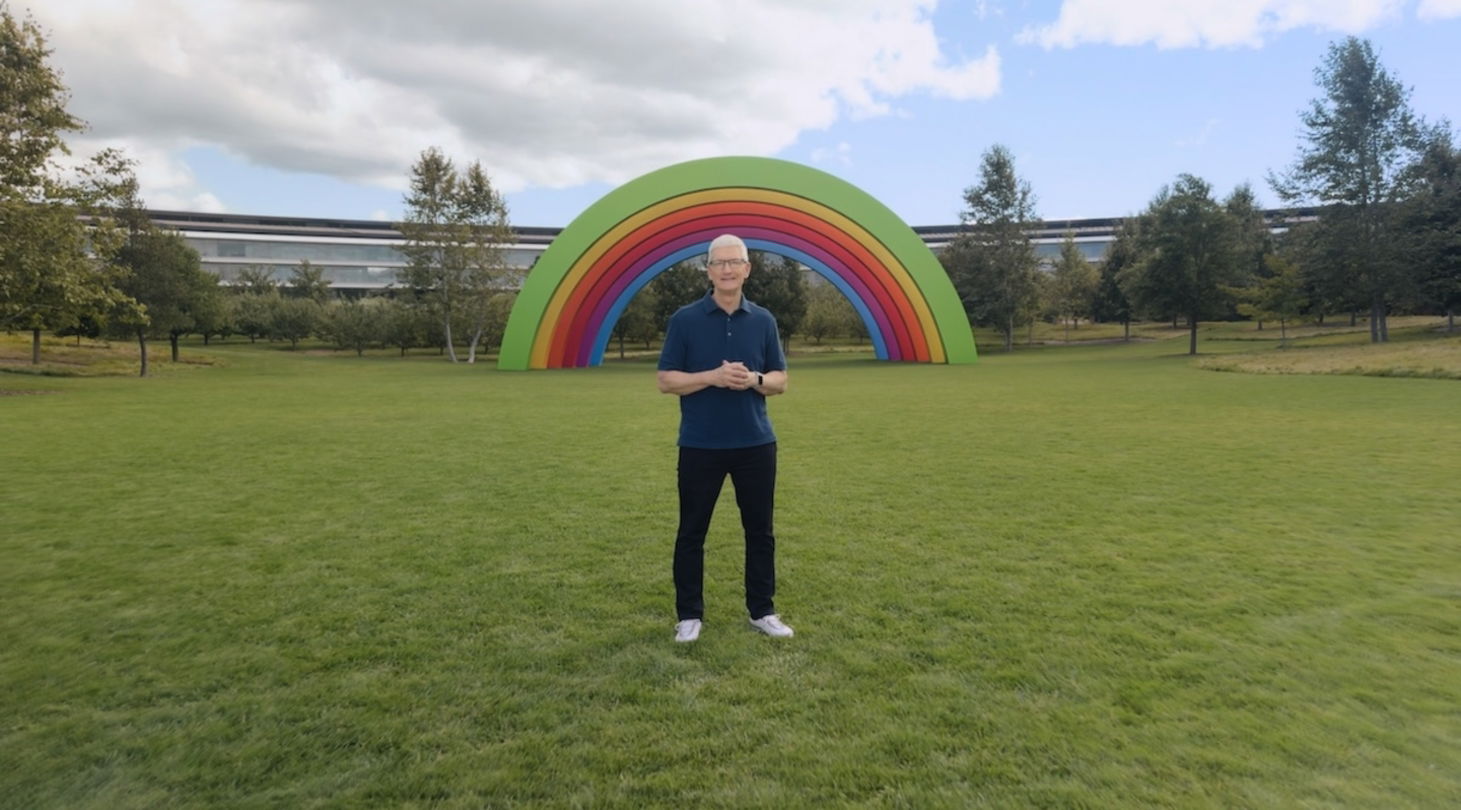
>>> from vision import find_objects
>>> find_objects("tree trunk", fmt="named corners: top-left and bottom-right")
top-left (1351, 311), bottom-right (1358, 327)
top-left (203, 334), bottom-right (211, 346)
top-left (400, 345), bottom-right (407, 357)
top-left (444, 316), bottom-right (458, 363)
top-left (1257, 320), bottom-right (1264, 331)
top-left (31, 328), bottom-right (41, 364)
top-left (1004, 314), bottom-right (1013, 351)
top-left (76, 333), bottom-right (82, 347)
top-left (1188, 316), bottom-right (1198, 355)
top-left (1063, 317), bottom-right (1069, 343)
top-left (1448, 308), bottom-right (1456, 333)
top-left (466, 326), bottom-right (484, 364)
top-left (170, 334), bottom-right (180, 362)
top-left (137, 329), bottom-right (149, 378)
top-left (618, 332), bottom-right (625, 359)
top-left (1123, 319), bottom-right (1130, 342)
top-left (1279, 318), bottom-right (1288, 346)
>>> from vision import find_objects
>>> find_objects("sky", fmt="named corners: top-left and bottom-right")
top-left (29, 0), bottom-right (1461, 228)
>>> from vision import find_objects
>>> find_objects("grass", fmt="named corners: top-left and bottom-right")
top-left (1195, 320), bottom-right (1461, 380)
top-left (0, 333), bottom-right (220, 379)
top-left (3, 335), bottom-right (1460, 808)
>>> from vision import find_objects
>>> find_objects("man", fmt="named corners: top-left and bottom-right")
top-left (657, 234), bottom-right (793, 643)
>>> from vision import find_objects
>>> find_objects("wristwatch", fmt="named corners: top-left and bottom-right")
top-left (756, 372), bottom-right (764, 388)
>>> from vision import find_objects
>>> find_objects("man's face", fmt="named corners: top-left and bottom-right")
top-left (706, 245), bottom-right (750, 295)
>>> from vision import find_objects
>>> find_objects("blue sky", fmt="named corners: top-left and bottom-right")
top-left (35, 1), bottom-right (1461, 228)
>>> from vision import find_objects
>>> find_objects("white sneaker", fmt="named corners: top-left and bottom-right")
top-left (674, 619), bottom-right (701, 643)
top-left (749, 614), bottom-right (794, 638)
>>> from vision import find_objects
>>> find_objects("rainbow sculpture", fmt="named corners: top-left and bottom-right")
top-left (497, 156), bottom-right (977, 370)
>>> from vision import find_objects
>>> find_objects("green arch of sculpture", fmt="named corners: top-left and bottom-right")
top-left (497, 156), bottom-right (977, 369)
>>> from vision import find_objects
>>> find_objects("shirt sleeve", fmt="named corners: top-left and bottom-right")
top-left (764, 315), bottom-right (786, 372)
top-left (657, 313), bottom-right (687, 371)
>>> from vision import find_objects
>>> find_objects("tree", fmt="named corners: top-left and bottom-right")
top-left (1240, 254), bottom-right (1309, 345)
top-left (321, 297), bottom-right (382, 356)
top-left (266, 296), bottom-right (318, 349)
top-left (0, 7), bottom-right (82, 192)
top-left (1270, 37), bottom-right (1432, 343)
top-left (479, 291), bottom-right (516, 354)
top-left (399, 148), bottom-right (513, 364)
top-left (1127, 174), bottom-right (1242, 355)
top-left (1404, 132), bottom-right (1461, 331)
top-left (1093, 218), bottom-right (1138, 340)
top-left (1049, 232), bottom-right (1098, 341)
top-left (114, 229), bottom-right (219, 375)
top-left (191, 278), bottom-right (234, 344)
top-left (1225, 183), bottom-right (1275, 327)
top-left (800, 281), bottom-right (850, 345)
top-left (612, 287), bottom-right (658, 358)
top-left (648, 260), bottom-right (709, 330)
top-left (945, 144), bottom-right (1041, 350)
top-left (379, 296), bottom-right (428, 356)
top-left (234, 265), bottom-right (279, 294)
top-left (0, 11), bottom-right (138, 364)
top-left (744, 252), bottom-right (807, 346)
top-left (287, 259), bottom-right (330, 303)
top-left (234, 290), bottom-right (275, 343)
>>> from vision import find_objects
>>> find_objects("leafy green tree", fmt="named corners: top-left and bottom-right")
top-left (267, 296), bottom-right (319, 350)
top-left (648, 260), bottom-right (709, 329)
top-left (479, 291), bottom-right (517, 354)
top-left (234, 291), bottom-right (275, 343)
top-left (379, 296), bottom-right (427, 356)
top-left (287, 259), bottom-right (330, 303)
top-left (612, 286), bottom-right (658, 358)
top-left (1225, 183), bottom-right (1275, 327)
top-left (399, 147), bottom-right (513, 363)
top-left (945, 144), bottom-right (1041, 350)
top-left (234, 265), bottom-right (279, 294)
top-left (1127, 174), bottom-right (1242, 355)
top-left (1239, 254), bottom-right (1309, 345)
top-left (1050, 232), bottom-right (1098, 340)
top-left (1404, 133), bottom-right (1461, 331)
top-left (0, 11), bottom-right (137, 363)
top-left (113, 230), bottom-right (218, 375)
top-left (1093, 218), bottom-right (1138, 340)
top-left (1270, 37), bottom-right (1433, 342)
top-left (191, 278), bottom-right (233, 345)
top-left (0, 7), bottom-right (81, 192)
top-left (800, 281), bottom-right (850, 345)
top-left (321, 297), bottom-right (382, 356)
top-left (745, 252), bottom-right (807, 346)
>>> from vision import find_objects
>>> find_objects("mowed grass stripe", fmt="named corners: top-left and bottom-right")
top-left (2, 340), bottom-right (1458, 808)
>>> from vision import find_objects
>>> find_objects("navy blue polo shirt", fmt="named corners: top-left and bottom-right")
top-left (658, 292), bottom-right (786, 449)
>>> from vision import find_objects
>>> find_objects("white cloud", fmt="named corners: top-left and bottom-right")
top-left (53, 135), bottom-right (228, 213)
top-left (1176, 118), bottom-right (1221, 147)
top-left (1019, 0), bottom-right (1406, 49)
top-left (1417, 0), bottom-right (1461, 19)
top-left (810, 142), bottom-right (854, 166)
top-left (32, 0), bottom-right (1000, 201)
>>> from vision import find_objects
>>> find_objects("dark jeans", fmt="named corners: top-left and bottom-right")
top-left (674, 442), bottom-right (777, 621)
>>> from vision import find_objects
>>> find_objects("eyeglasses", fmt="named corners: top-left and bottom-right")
top-left (707, 259), bottom-right (748, 269)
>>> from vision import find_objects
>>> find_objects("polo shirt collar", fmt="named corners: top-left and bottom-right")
top-left (700, 291), bottom-right (751, 315)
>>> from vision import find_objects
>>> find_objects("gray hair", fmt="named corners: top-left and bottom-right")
top-left (707, 233), bottom-right (748, 261)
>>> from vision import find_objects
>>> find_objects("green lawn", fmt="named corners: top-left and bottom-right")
top-left (3, 336), bottom-right (1459, 808)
